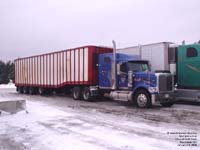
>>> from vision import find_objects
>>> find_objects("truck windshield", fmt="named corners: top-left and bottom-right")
top-left (127, 61), bottom-right (150, 72)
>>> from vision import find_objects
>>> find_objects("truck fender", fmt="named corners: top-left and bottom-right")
top-left (133, 85), bottom-right (149, 95)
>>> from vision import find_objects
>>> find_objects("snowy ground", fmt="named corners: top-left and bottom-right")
top-left (0, 86), bottom-right (199, 150)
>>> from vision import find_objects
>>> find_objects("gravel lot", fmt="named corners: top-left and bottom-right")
top-left (0, 87), bottom-right (199, 150)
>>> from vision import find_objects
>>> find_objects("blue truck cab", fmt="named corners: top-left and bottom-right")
top-left (98, 53), bottom-right (174, 108)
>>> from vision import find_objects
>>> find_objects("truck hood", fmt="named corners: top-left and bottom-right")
top-left (133, 72), bottom-right (157, 87)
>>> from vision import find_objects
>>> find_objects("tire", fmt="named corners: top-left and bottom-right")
top-left (55, 89), bottom-right (62, 94)
top-left (23, 87), bottom-right (29, 94)
top-left (29, 87), bottom-right (35, 95)
top-left (82, 87), bottom-right (92, 101)
top-left (18, 87), bottom-right (23, 94)
top-left (46, 89), bottom-right (53, 95)
top-left (134, 90), bottom-right (152, 108)
top-left (64, 87), bottom-right (71, 94)
top-left (161, 102), bottom-right (173, 107)
top-left (38, 87), bottom-right (45, 95)
top-left (72, 87), bottom-right (82, 100)
top-left (16, 86), bottom-right (20, 93)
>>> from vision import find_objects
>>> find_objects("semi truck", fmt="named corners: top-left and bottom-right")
top-left (118, 41), bottom-right (200, 102)
top-left (15, 44), bottom-right (174, 108)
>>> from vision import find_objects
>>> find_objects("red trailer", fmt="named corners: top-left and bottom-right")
top-left (15, 46), bottom-right (112, 96)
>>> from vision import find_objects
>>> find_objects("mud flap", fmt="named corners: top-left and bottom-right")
top-left (151, 94), bottom-right (156, 105)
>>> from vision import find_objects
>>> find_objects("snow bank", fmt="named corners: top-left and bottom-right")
top-left (0, 83), bottom-right (16, 89)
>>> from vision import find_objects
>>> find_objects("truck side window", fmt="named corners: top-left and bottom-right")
top-left (187, 47), bottom-right (198, 57)
top-left (120, 63), bottom-right (126, 73)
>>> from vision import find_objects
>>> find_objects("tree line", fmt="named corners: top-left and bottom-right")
top-left (0, 60), bottom-right (14, 84)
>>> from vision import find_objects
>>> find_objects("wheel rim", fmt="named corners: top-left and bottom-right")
top-left (137, 94), bottom-right (148, 107)
top-left (29, 88), bottom-right (33, 94)
top-left (39, 88), bottom-right (43, 94)
top-left (73, 89), bottom-right (79, 99)
top-left (23, 88), bottom-right (27, 93)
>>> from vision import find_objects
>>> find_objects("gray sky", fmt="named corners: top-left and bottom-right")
top-left (0, 0), bottom-right (200, 61)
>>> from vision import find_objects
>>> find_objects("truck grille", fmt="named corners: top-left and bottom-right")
top-left (158, 74), bottom-right (173, 92)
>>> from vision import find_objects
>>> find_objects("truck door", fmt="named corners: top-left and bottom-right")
top-left (118, 63), bottom-right (128, 89)
top-left (99, 55), bottom-right (112, 88)
top-left (179, 45), bottom-right (200, 87)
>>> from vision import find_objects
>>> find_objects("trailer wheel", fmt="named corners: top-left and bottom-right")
top-left (16, 86), bottom-right (22, 93)
top-left (134, 90), bottom-right (152, 108)
top-left (16, 86), bottom-right (19, 92)
top-left (82, 87), bottom-right (92, 101)
top-left (161, 102), bottom-right (173, 107)
top-left (29, 87), bottom-right (35, 95)
top-left (55, 88), bottom-right (63, 94)
top-left (46, 89), bottom-right (53, 95)
top-left (72, 87), bottom-right (82, 100)
top-left (38, 87), bottom-right (45, 95)
top-left (23, 87), bottom-right (29, 94)
top-left (18, 87), bottom-right (23, 94)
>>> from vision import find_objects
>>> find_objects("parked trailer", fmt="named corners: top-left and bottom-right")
top-left (15, 44), bottom-right (175, 108)
top-left (117, 42), bottom-right (178, 75)
top-left (15, 46), bottom-right (112, 95)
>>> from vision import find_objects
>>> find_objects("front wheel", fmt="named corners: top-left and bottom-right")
top-left (134, 90), bottom-right (152, 108)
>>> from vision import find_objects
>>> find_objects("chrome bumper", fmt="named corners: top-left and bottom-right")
top-left (151, 92), bottom-right (175, 105)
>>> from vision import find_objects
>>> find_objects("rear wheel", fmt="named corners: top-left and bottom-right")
top-left (23, 87), bottom-right (29, 94)
top-left (72, 87), bottom-right (82, 100)
top-left (16, 86), bottom-right (20, 93)
top-left (134, 90), bottom-right (152, 108)
top-left (46, 89), bottom-right (53, 95)
top-left (82, 87), bottom-right (92, 101)
top-left (29, 87), bottom-right (35, 95)
top-left (38, 87), bottom-right (45, 95)
top-left (18, 87), bottom-right (23, 94)
top-left (54, 88), bottom-right (63, 94)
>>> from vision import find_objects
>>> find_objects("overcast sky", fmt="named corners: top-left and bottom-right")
top-left (0, 0), bottom-right (200, 61)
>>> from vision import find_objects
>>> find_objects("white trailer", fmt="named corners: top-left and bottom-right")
top-left (117, 42), bottom-right (178, 75)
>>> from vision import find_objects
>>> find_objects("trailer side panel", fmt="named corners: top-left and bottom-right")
top-left (15, 46), bottom-right (112, 88)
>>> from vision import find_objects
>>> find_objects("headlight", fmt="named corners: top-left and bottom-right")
top-left (148, 87), bottom-right (158, 93)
